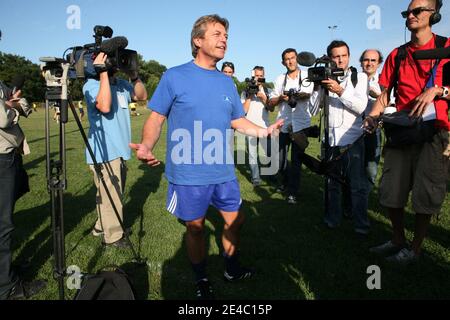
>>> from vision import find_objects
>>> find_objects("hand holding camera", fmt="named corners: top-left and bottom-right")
top-left (321, 78), bottom-right (343, 95)
top-left (245, 77), bottom-right (265, 96)
top-left (363, 115), bottom-right (379, 134)
top-left (283, 88), bottom-right (311, 108)
top-left (93, 52), bottom-right (108, 75)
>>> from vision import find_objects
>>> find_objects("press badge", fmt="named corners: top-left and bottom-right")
top-left (117, 93), bottom-right (129, 109)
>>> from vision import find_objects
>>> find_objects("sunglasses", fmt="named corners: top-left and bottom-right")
top-left (401, 7), bottom-right (435, 18)
top-left (222, 62), bottom-right (234, 69)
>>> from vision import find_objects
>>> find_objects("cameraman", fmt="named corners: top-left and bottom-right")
top-left (241, 66), bottom-right (270, 186)
top-left (83, 52), bottom-right (147, 248)
top-left (311, 40), bottom-right (370, 235)
top-left (268, 48), bottom-right (313, 204)
top-left (0, 80), bottom-right (45, 299)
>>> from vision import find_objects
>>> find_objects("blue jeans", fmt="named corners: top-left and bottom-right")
top-left (277, 132), bottom-right (292, 187)
top-left (324, 139), bottom-right (370, 233)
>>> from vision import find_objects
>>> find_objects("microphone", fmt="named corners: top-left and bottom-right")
top-left (10, 74), bottom-right (25, 96)
top-left (297, 51), bottom-right (317, 67)
top-left (412, 46), bottom-right (450, 60)
top-left (100, 36), bottom-right (128, 55)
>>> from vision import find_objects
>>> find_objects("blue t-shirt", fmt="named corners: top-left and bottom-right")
top-left (83, 78), bottom-right (133, 164)
top-left (149, 61), bottom-right (245, 185)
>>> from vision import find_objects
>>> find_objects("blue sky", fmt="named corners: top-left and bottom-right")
top-left (1, 0), bottom-right (449, 82)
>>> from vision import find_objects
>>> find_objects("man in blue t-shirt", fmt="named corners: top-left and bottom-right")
top-left (84, 52), bottom-right (147, 248)
top-left (130, 15), bottom-right (282, 300)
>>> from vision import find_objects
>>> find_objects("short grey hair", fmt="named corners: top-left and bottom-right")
top-left (191, 14), bottom-right (229, 58)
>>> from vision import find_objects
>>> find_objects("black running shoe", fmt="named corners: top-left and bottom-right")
top-left (224, 267), bottom-right (255, 282)
top-left (195, 279), bottom-right (215, 300)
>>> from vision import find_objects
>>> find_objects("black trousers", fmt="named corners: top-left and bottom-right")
top-left (0, 152), bottom-right (27, 299)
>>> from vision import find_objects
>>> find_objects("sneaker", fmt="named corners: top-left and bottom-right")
top-left (385, 248), bottom-right (419, 265)
top-left (102, 237), bottom-right (131, 249)
top-left (195, 279), bottom-right (214, 300)
top-left (224, 267), bottom-right (254, 282)
top-left (92, 227), bottom-right (104, 237)
top-left (7, 279), bottom-right (47, 300)
top-left (369, 240), bottom-right (405, 256)
top-left (287, 195), bottom-right (297, 205)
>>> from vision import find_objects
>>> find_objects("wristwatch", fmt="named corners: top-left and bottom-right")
top-left (442, 86), bottom-right (449, 98)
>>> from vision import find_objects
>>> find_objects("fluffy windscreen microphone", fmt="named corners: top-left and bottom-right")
top-left (297, 51), bottom-right (317, 67)
top-left (413, 47), bottom-right (450, 60)
top-left (100, 36), bottom-right (128, 55)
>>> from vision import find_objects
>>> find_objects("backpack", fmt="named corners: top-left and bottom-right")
top-left (381, 35), bottom-right (448, 148)
top-left (74, 266), bottom-right (136, 300)
top-left (389, 35), bottom-right (448, 98)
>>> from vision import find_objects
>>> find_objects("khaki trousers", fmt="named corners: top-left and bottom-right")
top-left (90, 158), bottom-right (127, 243)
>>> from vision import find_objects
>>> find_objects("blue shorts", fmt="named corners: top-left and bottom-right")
top-left (166, 179), bottom-right (242, 222)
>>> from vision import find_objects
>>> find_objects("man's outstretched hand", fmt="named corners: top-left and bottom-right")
top-left (129, 143), bottom-right (160, 167)
top-left (267, 118), bottom-right (284, 137)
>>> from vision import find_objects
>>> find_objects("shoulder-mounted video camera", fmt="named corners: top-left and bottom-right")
top-left (65, 25), bottom-right (138, 80)
top-left (307, 55), bottom-right (344, 84)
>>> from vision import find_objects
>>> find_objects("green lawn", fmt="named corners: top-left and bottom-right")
top-left (12, 105), bottom-right (450, 300)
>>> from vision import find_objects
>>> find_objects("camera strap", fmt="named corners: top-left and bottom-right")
top-left (349, 67), bottom-right (358, 88)
top-left (389, 34), bottom-right (447, 99)
top-left (281, 69), bottom-right (302, 93)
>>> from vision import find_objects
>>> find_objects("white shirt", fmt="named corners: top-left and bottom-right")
top-left (311, 69), bottom-right (368, 147)
top-left (271, 71), bottom-right (299, 133)
top-left (291, 70), bottom-right (315, 132)
top-left (241, 88), bottom-right (269, 128)
top-left (366, 72), bottom-right (381, 115)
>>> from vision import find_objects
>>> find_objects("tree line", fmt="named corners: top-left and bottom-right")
top-left (0, 51), bottom-right (273, 103)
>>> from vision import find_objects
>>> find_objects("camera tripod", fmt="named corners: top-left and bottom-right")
top-left (41, 57), bottom-right (144, 300)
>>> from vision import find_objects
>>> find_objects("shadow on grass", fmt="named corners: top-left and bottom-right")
top-left (160, 166), bottom-right (449, 299)
top-left (12, 185), bottom-right (97, 284)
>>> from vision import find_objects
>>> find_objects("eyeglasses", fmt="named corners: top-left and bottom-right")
top-left (363, 58), bottom-right (378, 63)
top-left (401, 7), bottom-right (435, 18)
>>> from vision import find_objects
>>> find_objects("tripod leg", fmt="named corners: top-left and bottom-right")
top-left (46, 100), bottom-right (66, 300)
top-left (68, 100), bottom-right (144, 263)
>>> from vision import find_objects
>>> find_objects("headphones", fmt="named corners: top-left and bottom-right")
top-left (430, 0), bottom-right (442, 25)
top-left (405, 0), bottom-right (443, 27)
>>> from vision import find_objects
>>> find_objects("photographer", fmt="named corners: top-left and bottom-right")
top-left (311, 40), bottom-right (370, 235)
top-left (0, 79), bottom-right (45, 299)
top-left (365, 0), bottom-right (450, 264)
top-left (269, 48), bottom-right (314, 204)
top-left (83, 52), bottom-right (147, 248)
top-left (241, 66), bottom-right (271, 186)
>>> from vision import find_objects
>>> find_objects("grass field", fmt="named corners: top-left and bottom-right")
top-left (12, 105), bottom-right (450, 300)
